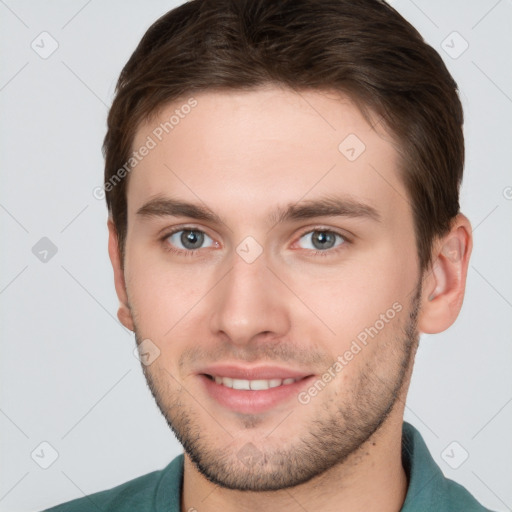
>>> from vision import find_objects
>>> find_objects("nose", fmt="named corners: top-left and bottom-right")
top-left (208, 250), bottom-right (291, 347)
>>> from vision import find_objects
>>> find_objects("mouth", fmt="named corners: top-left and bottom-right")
top-left (197, 366), bottom-right (315, 414)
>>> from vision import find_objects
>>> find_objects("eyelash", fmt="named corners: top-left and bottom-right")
top-left (159, 226), bottom-right (351, 258)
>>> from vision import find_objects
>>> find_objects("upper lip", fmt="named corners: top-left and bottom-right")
top-left (198, 364), bottom-right (314, 380)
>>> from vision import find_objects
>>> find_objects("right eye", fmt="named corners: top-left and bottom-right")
top-left (161, 228), bottom-right (217, 255)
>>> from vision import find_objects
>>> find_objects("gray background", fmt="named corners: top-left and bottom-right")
top-left (0, 1), bottom-right (511, 511)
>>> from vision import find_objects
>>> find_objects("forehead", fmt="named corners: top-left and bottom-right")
top-left (127, 86), bottom-right (410, 225)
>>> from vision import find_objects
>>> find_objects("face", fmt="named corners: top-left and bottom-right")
top-left (120, 86), bottom-right (423, 491)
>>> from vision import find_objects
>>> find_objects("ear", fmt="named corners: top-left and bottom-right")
top-left (417, 213), bottom-right (473, 334)
top-left (107, 218), bottom-right (134, 331)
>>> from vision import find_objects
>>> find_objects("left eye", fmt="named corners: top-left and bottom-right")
top-left (166, 229), bottom-right (215, 251)
top-left (297, 230), bottom-right (346, 251)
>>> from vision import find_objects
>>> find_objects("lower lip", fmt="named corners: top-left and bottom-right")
top-left (199, 374), bottom-right (315, 414)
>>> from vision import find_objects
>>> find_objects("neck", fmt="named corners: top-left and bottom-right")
top-left (181, 412), bottom-right (408, 512)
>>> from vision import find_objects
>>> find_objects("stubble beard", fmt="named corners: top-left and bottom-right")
top-left (134, 284), bottom-right (421, 491)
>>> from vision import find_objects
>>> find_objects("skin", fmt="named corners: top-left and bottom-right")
top-left (108, 85), bottom-right (472, 512)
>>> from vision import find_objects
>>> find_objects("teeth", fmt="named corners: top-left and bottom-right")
top-left (232, 378), bottom-right (250, 390)
top-left (211, 376), bottom-right (300, 390)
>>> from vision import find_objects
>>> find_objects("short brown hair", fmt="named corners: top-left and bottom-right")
top-left (103, 0), bottom-right (464, 272)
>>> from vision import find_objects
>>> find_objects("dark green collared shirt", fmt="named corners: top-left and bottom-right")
top-left (43, 422), bottom-right (495, 511)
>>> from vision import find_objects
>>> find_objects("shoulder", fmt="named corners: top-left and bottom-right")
top-left (41, 469), bottom-right (166, 512)
top-left (438, 475), bottom-right (497, 512)
top-left (401, 422), bottom-right (496, 512)
top-left (41, 455), bottom-right (184, 512)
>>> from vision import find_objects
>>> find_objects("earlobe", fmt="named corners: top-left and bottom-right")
top-left (417, 214), bottom-right (473, 334)
top-left (107, 218), bottom-right (134, 332)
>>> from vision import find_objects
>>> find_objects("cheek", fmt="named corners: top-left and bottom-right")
top-left (125, 248), bottom-right (202, 335)
top-left (291, 247), bottom-right (417, 355)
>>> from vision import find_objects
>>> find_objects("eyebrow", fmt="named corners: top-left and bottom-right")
top-left (136, 194), bottom-right (381, 226)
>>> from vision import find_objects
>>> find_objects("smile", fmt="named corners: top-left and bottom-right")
top-left (200, 372), bottom-right (315, 414)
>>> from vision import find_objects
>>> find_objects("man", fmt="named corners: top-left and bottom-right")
top-left (43, 0), bottom-right (495, 510)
